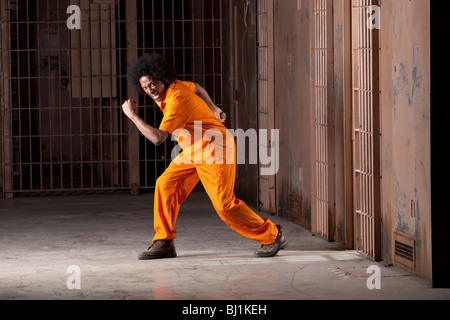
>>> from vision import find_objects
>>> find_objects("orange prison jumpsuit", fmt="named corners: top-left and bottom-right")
top-left (152, 81), bottom-right (278, 245)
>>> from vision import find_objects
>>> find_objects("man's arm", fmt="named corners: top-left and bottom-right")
top-left (122, 99), bottom-right (169, 146)
top-left (194, 83), bottom-right (227, 123)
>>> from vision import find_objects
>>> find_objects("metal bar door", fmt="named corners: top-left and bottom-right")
top-left (256, 0), bottom-right (276, 213)
top-left (135, 0), bottom-right (226, 193)
top-left (0, 0), bottom-right (226, 197)
top-left (1, 0), bottom-right (127, 197)
top-left (312, 0), bottom-right (335, 240)
top-left (351, 0), bottom-right (381, 260)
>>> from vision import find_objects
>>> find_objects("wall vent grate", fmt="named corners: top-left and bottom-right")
top-left (393, 231), bottom-right (416, 271)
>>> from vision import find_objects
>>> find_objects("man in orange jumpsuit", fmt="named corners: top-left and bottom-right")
top-left (122, 54), bottom-right (287, 259)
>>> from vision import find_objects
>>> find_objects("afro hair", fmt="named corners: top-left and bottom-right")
top-left (127, 53), bottom-right (178, 95)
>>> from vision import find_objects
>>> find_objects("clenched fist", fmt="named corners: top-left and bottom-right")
top-left (213, 106), bottom-right (227, 124)
top-left (122, 99), bottom-right (139, 120)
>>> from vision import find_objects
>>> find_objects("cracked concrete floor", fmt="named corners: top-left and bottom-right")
top-left (1, 191), bottom-right (450, 301)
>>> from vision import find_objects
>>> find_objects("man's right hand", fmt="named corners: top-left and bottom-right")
top-left (122, 99), bottom-right (139, 120)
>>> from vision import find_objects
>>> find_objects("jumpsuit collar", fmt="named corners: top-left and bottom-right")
top-left (159, 82), bottom-right (175, 112)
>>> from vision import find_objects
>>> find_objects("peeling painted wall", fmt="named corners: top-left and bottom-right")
top-left (233, 0), bottom-right (433, 280)
top-left (272, 0), bottom-right (349, 242)
top-left (274, 0), bottom-right (313, 230)
top-left (380, 0), bottom-right (432, 280)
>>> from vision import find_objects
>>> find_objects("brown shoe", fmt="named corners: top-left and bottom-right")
top-left (254, 225), bottom-right (287, 258)
top-left (138, 240), bottom-right (177, 260)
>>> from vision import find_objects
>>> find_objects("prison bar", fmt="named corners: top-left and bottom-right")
top-left (1, 0), bottom-right (225, 197)
top-left (352, 0), bottom-right (381, 260)
top-left (312, 0), bottom-right (335, 240)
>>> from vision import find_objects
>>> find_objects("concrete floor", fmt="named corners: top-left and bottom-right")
top-left (1, 191), bottom-right (450, 301)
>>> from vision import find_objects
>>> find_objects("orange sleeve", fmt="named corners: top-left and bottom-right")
top-left (179, 81), bottom-right (196, 92)
top-left (159, 99), bottom-right (189, 135)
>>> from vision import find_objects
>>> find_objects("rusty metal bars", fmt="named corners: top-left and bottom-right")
top-left (312, 0), bottom-right (334, 240)
top-left (352, 0), bottom-right (381, 260)
top-left (135, 0), bottom-right (225, 191)
top-left (1, 0), bottom-right (226, 196)
top-left (1, 0), bottom-right (128, 196)
top-left (0, 0), bottom-right (12, 197)
top-left (256, 0), bottom-right (276, 213)
top-left (313, 0), bottom-right (328, 239)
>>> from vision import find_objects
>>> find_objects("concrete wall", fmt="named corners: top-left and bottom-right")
top-left (272, 0), bottom-right (349, 244)
top-left (332, 0), bottom-right (353, 246)
top-left (273, 0), bottom-right (313, 230)
top-left (231, 0), bottom-right (259, 207)
top-left (380, 0), bottom-right (432, 280)
top-left (269, 0), bottom-right (432, 280)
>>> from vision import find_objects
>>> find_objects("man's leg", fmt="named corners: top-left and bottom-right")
top-left (138, 161), bottom-right (199, 260)
top-left (152, 161), bottom-right (199, 242)
top-left (196, 163), bottom-right (281, 247)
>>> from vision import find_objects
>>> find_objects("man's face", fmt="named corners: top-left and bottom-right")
top-left (139, 75), bottom-right (166, 102)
